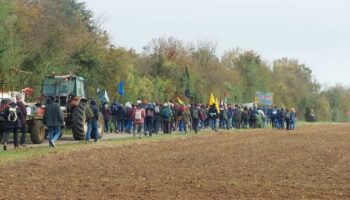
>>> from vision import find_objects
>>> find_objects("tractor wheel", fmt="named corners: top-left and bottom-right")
top-left (30, 120), bottom-right (46, 144)
top-left (72, 101), bottom-right (88, 140)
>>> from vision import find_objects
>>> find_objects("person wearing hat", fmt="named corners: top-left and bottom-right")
top-left (43, 96), bottom-right (64, 147)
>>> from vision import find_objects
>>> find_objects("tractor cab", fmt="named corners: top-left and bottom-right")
top-left (42, 75), bottom-right (87, 110)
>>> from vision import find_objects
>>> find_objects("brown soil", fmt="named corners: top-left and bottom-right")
top-left (1, 124), bottom-right (350, 199)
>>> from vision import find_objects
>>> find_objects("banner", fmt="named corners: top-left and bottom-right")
top-left (118, 81), bottom-right (124, 96)
top-left (255, 91), bottom-right (273, 105)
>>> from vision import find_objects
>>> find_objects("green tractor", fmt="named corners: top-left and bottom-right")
top-left (27, 74), bottom-right (104, 144)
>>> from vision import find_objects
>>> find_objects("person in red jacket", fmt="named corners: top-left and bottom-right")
top-left (131, 100), bottom-right (145, 139)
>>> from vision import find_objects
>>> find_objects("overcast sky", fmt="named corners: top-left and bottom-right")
top-left (82, 0), bottom-right (350, 87)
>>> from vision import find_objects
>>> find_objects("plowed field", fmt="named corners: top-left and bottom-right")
top-left (1, 124), bottom-right (350, 199)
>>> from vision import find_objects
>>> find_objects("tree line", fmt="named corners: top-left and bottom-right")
top-left (0, 0), bottom-right (349, 122)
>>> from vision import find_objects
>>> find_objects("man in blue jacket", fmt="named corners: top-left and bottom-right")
top-left (86, 100), bottom-right (99, 142)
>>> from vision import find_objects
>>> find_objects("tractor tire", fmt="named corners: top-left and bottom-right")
top-left (72, 101), bottom-right (88, 140)
top-left (30, 120), bottom-right (46, 144)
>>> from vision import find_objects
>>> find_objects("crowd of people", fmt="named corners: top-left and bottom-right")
top-left (1, 95), bottom-right (297, 150)
top-left (94, 99), bottom-right (297, 139)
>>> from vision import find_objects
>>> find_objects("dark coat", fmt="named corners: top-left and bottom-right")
top-left (4, 102), bottom-right (22, 129)
top-left (234, 108), bottom-right (242, 121)
top-left (208, 105), bottom-right (218, 119)
top-left (90, 102), bottom-right (99, 122)
top-left (43, 101), bottom-right (64, 127)
top-left (101, 106), bottom-right (111, 121)
top-left (16, 100), bottom-right (27, 126)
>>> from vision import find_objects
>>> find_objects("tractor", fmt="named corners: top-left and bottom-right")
top-left (1, 74), bottom-right (104, 144)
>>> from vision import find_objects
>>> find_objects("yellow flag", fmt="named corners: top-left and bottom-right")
top-left (209, 93), bottom-right (215, 106)
top-left (177, 97), bottom-right (185, 105)
top-left (215, 98), bottom-right (220, 113)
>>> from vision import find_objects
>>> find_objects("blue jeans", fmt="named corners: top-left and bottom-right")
top-left (48, 126), bottom-right (60, 144)
top-left (210, 118), bottom-right (216, 130)
top-left (117, 120), bottom-right (124, 132)
top-left (125, 119), bottom-right (132, 133)
top-left (290, 119), bottom-right (296, 130)
top-left (222, 119), bottom-right (229, 130)
top-left (178, 120), bottom-right (185, 132)
top-left (86, 121), bottom-right (99, 142)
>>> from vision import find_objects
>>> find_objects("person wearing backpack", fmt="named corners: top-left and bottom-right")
top-left (116, 105), bottom-right (125, 133)
top-left (124, 102), bottom-right (133, 134)
top-left (43, 96), bottom-right (64, 148)
top-left (16, 93), bottom-right (27, 147)
top-left (109, 101), bottom-right (119, 133)
top-left (208, 104), bottom-right (218, 132)
top-left (182, 106), bottom-right (192, 134)
top-left (2, 99), bottom-right (22, 150)
top-left (85, 103), bottom-right (94, 143)
top-left (161, 103), bottom-right (172, 134)
top-left (234, 105), bottom-right (242, 130)
top-left (199, 105), bottom-right (208, 129)
top-left (153, 103), bottom-right (161, 134)
top-left (145, 103), bottom-right (155, 136)
top-left (131, 101), bottom-right (145, 138)
top-left (242, 107), bottom-right (249, 129)
top-left (101, 102), bottom-right (111, 133)
top-left (191, 104), bottom-right (200, 134)
top-left (285, 108), bottom-right (291, 130)
top-left (85, 100), bottom-right (99, 143)
top-left (220, 105), bottom-right (229, 130)
top-left (177, 105), bottom-right (185, 133)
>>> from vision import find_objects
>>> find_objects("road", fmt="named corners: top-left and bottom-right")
top-left (1, 132), bottom-right (134, 150)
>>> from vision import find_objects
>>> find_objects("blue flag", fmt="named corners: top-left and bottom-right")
top-left (119, 81), bottom-right (124, 96)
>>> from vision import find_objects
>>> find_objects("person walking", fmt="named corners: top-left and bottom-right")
top-left (43, 96), bottom-right (64, 148)
top-left (101, 102), bottom-right (111, 133)
top-left (191, 104), bottom-right (200, 134)
top-left (182, 106), bottom-right (192, 134)
top-left (16, 93), bottom-right (27, 147)
top-left (208, 104), bottom-right (218, 132)
top-left (234, 105), bottom-right (242, 130)
top-left (144, 103), bottom-right (155, 136)
top-left (131, 100), bottom-right (145, 138)
top-left (2, 99), bottom-right (22, 150)
top-left (289, 108), bottom-right (296, 130)
top-left (161, 103), bottom-right (173, 134)
top-left (85, 102), bottom-right (94, 143)
top-left (109, 101), bottom-right (119, 133)
top-left (87, 100), bottom-right (100, 142)
top-left (116, 104), bottom-right (125, 133)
